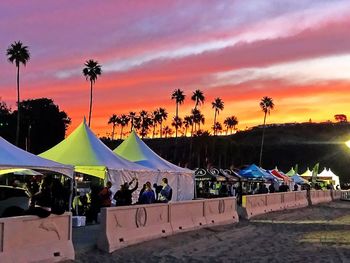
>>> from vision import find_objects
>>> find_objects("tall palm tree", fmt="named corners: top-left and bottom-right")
top-left (211, 97), bottom-right (224, 135)
top-left (6, 41), bottom-right (30, 146)
top-left (183, 115), bottom-right (193, 137)
top-left (191, 89), bottom-right (205, 110)
top-left (83, 59), bottom-right (102, 127)
top-left (108, 114), bottom-right (119, 140)
top-left (224, 116), bottom-right (238, 135)
top-left (259, 96), bottom-right (275, 167)
top-left (118, 114), bottom-right (130, 139)
top-left (155, 107), bottom-right (168, 138)
top-left (171, 89), bottom-right (185, 138)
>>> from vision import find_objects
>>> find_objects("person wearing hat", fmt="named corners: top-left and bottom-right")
top-left (114, 177), bottom-right (139, 206)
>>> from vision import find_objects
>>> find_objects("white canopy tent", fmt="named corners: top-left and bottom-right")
top-left (0, 137), bottom-right (73, 178)
top-left (318, 168), bottom-right (340, 187)
top-left (114, 131), bottom-right (194, 200)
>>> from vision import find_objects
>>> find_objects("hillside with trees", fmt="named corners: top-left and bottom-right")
top-left (104, 122), bottom-right (350, 184)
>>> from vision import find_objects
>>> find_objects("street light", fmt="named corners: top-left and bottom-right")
top-left (346, 140), bottom-right (350, 149)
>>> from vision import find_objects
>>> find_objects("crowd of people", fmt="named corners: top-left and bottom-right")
top-left (75, 177), bottom-right (173, 223)
top-left (3, 175), bottom-right (69, 218)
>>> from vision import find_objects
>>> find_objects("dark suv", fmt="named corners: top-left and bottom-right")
top-left (0, 185), bottom-right (30, 217)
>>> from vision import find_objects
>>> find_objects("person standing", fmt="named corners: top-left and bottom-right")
top-left (139, 182), bottom-right (155, 204)
top-left (158, 178), bottom-right (172, 203)
top-left (98, 181), bottom-right (112, 207)
top-left (114, 178), bottom-right (139, 206)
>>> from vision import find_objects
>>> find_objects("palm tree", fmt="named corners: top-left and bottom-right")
top-left (118, 114), bottom-right (130, 139)
top-left (163, 126), bottom-right (173, 138)
top-left (171, 116), bottom-right (183, 135)
top-left (259, 96), bottom-right (275, 167)
top-left (211, 97), bottom-right (224, 135)
top-left (171, 89), bottom-right (185, 138)
top-left (129, 111), bottom-right (137, 131)
top-left (151, 109), bottom-right (160, 138)
top-left (183, 115), bottom-right (193, 137)
top-left (191, 89), bottom-right (205, 110)
top-left (83, 59), bottom-right (102, 127)
top-left (139, 110), bottom-right (152, 138)
top-left (108, 114), bottom-right (119, 140)
top-left (224, 116), bottom-right (238, 135)
top-left (213, 122), bottom-right (223, 135)
top-left (155, 107), bottom-right (168, 138)
top-left (6, 41), bottom-right (30, 146)
top-left (192, 108), bottom-right (205, 131)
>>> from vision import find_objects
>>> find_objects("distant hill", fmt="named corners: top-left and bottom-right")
top-left (103, 122), bottom-right (350, 183)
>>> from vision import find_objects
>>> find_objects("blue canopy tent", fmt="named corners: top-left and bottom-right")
top-left (239, 164), bottom-right (275, 181)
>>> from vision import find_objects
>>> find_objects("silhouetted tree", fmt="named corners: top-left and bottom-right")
top-left (171, 89), bottom-right (185, 138)
top-left (108, 114), bottom-right (119, 140)
top-left (183, 115), bottom-right (193, 137)
top-left (334, 114), bottom-right (347, 123)
top-left (191, 89), bottom-right (205, 110)
top-left (20, 98), bottom-right (71, 153)
top-left (6, 41), bottom-right (30, 146)
top-left (259, 96), bottom-right (274, 167)
top-left (83, 59), bottom-right (102, 127)
top-left (0, 99), bottom-right (15, 142)
top-left (224, 116), bottom-right (238, 134)
top-left (171, 116), bottom-right (183, 135)
top-left (211, 97), bottom-right (224, 135)
top-left (118, 114), bottom-right (130, 139)
top-left (155, 108), bottom-right (168, 138)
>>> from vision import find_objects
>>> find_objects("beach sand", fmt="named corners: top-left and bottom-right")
top-left (72, 201), bottom-right (350, 263)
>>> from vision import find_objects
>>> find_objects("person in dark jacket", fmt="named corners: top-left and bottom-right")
top-left (114, 178), bottom-right (139, 206)
top-left (139, 182), bottom-right (155, 204)
top-left (98, 181), bottom-right (112, 207)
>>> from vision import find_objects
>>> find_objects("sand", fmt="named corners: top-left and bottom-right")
top-left (72, 201), bottom-right (350, 263)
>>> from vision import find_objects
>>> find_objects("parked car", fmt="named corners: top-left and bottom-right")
top-left (0, 185), bottom-right (30, 217)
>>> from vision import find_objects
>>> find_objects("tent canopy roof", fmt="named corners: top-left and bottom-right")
top-left (40, 120), bottom-right (151, 178)
top-left (239, 164), bottom-right (275, 180)
top-left (0, 137), bottom-right (73, 178)
top-left (114, 131), bottom-right (192, 173)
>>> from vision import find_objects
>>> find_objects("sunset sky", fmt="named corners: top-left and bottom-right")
top-left (1, 0), bottom-right (350, 137)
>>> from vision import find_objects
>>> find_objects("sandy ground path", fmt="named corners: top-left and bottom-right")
top-left (72, 201), bottom-right (350, 263)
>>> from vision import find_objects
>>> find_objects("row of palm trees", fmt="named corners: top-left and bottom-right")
top-left (108, 88), bottom-right (241, 140)
top-left (6, 40), bottom-right (274, 165)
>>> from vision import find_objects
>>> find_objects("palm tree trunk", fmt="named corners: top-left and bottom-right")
top-left (259, 111), bottom-right (267, 167)
top-left (213, 110), bottom-right (217, 136)
top-left (175, 102), bottom-right (179, 138)
top-left (88, 80), bottom-right (93, 127)
top-left (130, 117), bottom-right (134, 132)
top-left (152, 124), bottom-right (156, 138)
top-left (120, 126), bottom-right (124, 140)
top-left (111, 125), bottom-right (115, 140)
top-left (160, 122), bottom-right (163, 138)
top-left (15, 65), bottom-right (20, 146)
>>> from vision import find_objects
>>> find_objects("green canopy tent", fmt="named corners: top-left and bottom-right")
top-left (114, 131), bottom-right (194, 200)
top-left (40, 120), bottom-right (154, 195)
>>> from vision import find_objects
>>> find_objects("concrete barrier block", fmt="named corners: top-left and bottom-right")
top-left (242, 194), bottom-right (267, 219)
top-left (204, 197), bottom-right (238, 226)
top-left (169, 200), bottom-right (206, 233)
top-left (0, 213), bottom-right (74, 263)
top-left (98, 203), bottom-right (172, 253)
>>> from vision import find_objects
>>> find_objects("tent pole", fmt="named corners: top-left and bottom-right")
top-left (68, 173), bottom-right (74, 212)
